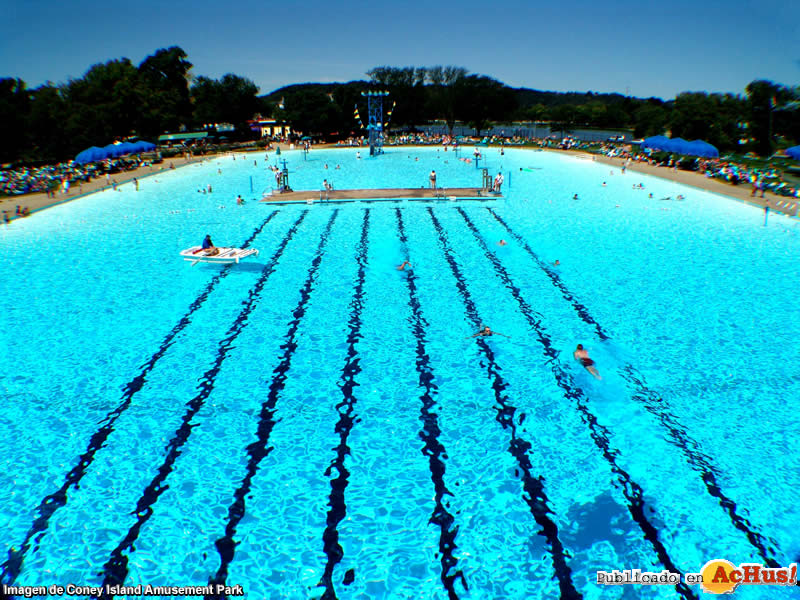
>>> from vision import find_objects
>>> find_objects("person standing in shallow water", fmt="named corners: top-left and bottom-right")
top-left (493, 172), bottom-right (504, 192)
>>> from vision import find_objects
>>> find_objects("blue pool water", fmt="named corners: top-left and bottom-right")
top-left (2, 147), bottom-right (799, 600)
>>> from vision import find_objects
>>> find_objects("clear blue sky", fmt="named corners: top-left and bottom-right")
top-left (1, 0), bottom-right (798, 100)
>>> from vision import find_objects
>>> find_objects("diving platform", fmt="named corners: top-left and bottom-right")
top-left (261, 187), bottom-right (496, 204)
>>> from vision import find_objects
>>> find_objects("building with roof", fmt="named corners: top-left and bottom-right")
top-left (249, 118), bottom-right (291, 139)
top-left (157, 132), bottom-right (209, 146)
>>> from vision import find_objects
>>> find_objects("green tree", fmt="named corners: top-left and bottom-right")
top-left (137, 46), bottom-right (193, 135)
top-left (670, 93), bottom-right (717, 140)
top-left (282, 88), bottom-right (343, 136)
top-left (0, 78), bottom-right (30, 162)
top-left (26, 85), bottom-right (69, 161)
top-left (549, 104), bottom-right (578, 138)
top-left (745, 80), bottom-right (783, 156)
top-left (455, 75), bottom-right (517, 135)
top-left (426, 65), bottom-right (468, 135)
top-left (191, 76), bottom-right (224, 126)
top-left (331, 82), bottom-right (366, 136)
top-left (191, 74), bottom-right (259, 128)
top-left (366, 66), bottom-right (427, 128)
top-left (63, 58), bottom-right (142, 151)
top-left (633, 100), bottom-right (669, 138)
top-left (522, 103), bottom-right (548, 123)
top-left (774, 85), bottom-right (800, 144)
top-left (667, 92), bottom-right (745, 151)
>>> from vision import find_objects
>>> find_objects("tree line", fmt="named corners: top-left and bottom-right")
top-left (0, 46), bottom-right (263, 164)
top-left (275, 67), bottom-right (798, 158)
top-left (1, 48), bottom-right (797, 164)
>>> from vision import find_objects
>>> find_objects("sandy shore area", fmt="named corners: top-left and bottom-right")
top-left (3, 145), bottom-right (798, 221)
top-left (0, 144), bottom-right (312, 222)
top-left (589, 153), bottom-right (799, 218)
top-left (0, 154), bottom-right (209, 222)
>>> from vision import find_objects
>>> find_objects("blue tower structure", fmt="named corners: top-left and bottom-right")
top-left (362, 90), bottom-right (389, 156)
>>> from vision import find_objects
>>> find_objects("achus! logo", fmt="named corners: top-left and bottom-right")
top-left (697, 559), bottom-right (797, 594)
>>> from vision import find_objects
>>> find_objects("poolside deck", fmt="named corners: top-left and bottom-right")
top-left (261, 187), bottom-right (494, 204)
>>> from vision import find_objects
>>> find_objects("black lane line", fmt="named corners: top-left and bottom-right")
top-left (0, 211), bottom-right (280, 585)
top-left (318, 209), bottom-right (370, 600)
top-left (203, 209), bottom-right (340, 598)
top-left (396, 208), bottom-right (467, 599)
top-left (93, 210), bottom-right (311, 595)
top-left (454, 207), bottom-right (695, 600)
top-left (620, 365), bottom-right (781, 568)
top-left (426, 207), bottom-right (582, 600)
top-left (485, 208), bottom-right (781, 567)
top-left (486, 208), bottom-right (609, 341)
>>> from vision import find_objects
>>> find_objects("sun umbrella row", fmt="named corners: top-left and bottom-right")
top-left (641, 136), bottom-right (719, 158)
top-left (74, 141), bottom-right (157, 165)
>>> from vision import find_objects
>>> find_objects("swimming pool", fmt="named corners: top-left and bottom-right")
top-left (2, 147), bottom-right (799, 599)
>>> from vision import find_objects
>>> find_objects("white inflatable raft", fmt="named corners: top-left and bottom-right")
top-left (180, 246), bottom-right (259, 264)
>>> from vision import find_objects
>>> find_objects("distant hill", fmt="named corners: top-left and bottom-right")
top-left (513, 88), bottom-right (635, 107)
top-left (261, 82), bottom-right (665, 109)
top-left (261, 81), bottom-right (367, 102)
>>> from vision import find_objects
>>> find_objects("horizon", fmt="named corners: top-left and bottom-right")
top-left (1, 0), bottom-right (798, 101)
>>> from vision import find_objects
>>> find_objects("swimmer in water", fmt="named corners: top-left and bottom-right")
top-left (554, 260), bottom-right (560, 266)
top-left (397, 261), bottom-right (411, 271)
top-left (574, 344), bottom-right (601, 379)
top-left (573, 193), bottom-right (579, 200)
top-left (498, 240), bottom-right (508, 246)
top-left (466, 325), bottom-right (509, 339)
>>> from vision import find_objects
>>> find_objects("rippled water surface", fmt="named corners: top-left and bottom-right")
top-left (2, 147), bottom-right (799, 599)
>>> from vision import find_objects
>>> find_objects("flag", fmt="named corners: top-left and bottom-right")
top-left (384, 101), bottom-right (396, 128)
top-left (354, 104), bottom-right (364, 128)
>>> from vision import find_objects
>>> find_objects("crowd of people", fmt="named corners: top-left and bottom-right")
top-left (4, 136), bottom-right (798, 203)
top-left (702, 162), bottom-right (799, 197)
top-left (596, 144), bottom-right (800, 199)
top-left (336, 133), bottom-right (538, 148)
top-left (0, 156), bottom-right (156, 197)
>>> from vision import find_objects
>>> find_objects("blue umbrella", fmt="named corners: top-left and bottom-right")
top-left (786, 145), bottom-right (800, 160)
top-left (103, 143), bottom-right (126, 158)
top-left (117, 141), bottom-right (137, 155)
top-left (662, 137), bottom-right (690, 154)
top-left (74, 146), bottom-right (108, 164)
top-left (135, 141), bottom-right (156, 152)
top-left (131, 141), bottom-right (152, 153)
top-left (644, 136), bottom-right (718, 157)
top-left (688, 140), bottom-right (719, 158)
top-left (642, 135), bottom-right (670, 151)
